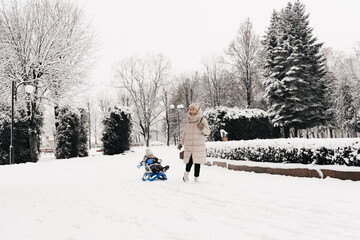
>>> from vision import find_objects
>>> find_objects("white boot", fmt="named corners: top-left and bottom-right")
top-left (194, 177), bottom-right (199, 182)
top-left (183, 171), bottom-right (189, 182)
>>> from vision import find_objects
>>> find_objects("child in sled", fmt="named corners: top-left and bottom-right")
top-left (140, 148), bottom-right (169, 174)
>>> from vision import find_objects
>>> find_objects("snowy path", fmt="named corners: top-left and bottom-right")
top-left (1, 146), bottom-right (360, 240)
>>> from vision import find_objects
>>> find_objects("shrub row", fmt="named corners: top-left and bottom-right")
top-left (203, 106), bottom-right (280, 141)
top-left (207, 145), bottom-right (360, 167)
top-left (0, 107), bottom-right (42, 165)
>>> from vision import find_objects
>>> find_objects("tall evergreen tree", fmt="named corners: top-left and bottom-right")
top-left (263, 1), bottom-right (327, 137)
top-left (101, 107), bottom-right (132, 155)
top-left (263, 10), bottom-right (280, 78)
top-left (55, 107), bottom-right (80, 159)
top-left (55, 106), bottom-right (90, 159)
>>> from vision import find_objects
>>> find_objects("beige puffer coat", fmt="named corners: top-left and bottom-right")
top-left (180, 109), bottom-right (210, 164)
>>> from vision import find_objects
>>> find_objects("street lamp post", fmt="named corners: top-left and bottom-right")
top-left (176, 104), bottom-right (184, 143)
top-left (9, 81), bottom-right (35, 164)
top-left (169, 104), bottom-right (175, 144)
top-left (10, 81), bottom-right (15, 165)
top-left (169, 104), bottom-right (184, 145)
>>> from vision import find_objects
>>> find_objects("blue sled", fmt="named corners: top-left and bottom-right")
top-left (142, 172), bottom-right (167, 181)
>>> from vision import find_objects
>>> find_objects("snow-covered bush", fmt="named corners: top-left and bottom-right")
top-left (206, 138), bottom-right (360, 166)
top-left (0, 106), bottom-right (42, 164)
top-left (203, 106), bottom-right (280, 141)
top-left (101, 106), bottom-right (131, 155)
top-left (55, 106), bottom-right (89, 159)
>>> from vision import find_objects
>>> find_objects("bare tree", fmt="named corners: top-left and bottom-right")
top-left (172, 73), bottom-right (202, 108)
top-left (98, 92), bottom-right (112, 116)
top-left (96, 91), bottom-right (113, 146)
top-left (226, 18), bottom-right (262, 108)
top-left (0, 0), bottom-right (96, 162)
top-left (323, 47), bottom-right (360, 137)
top-left (84, 97), bottom-right (97, 149)
top-left (114, 54), bottom-right (170, 147)
top-left (161, 87), bottom-right (172, 146)
top-left (350, 43), bottom-right (360, 116)
top-left (116, 90), bottom-right (131, 107)
top-left (202, 56), bottom-right (235, 108)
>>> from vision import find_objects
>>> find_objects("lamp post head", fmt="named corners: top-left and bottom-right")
top-left (176, 104), bottom-right (184, 110)
top-left (25, 85), bottom-right (35, 94)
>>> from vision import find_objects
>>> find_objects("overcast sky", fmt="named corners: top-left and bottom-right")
top-left (74, 0), bottom-right (360, 93)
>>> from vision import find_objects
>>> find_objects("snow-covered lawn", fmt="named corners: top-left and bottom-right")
top-left (206, 138), bottom-right (360, 149)
top-left (1, 145), bottom-right (360, 240)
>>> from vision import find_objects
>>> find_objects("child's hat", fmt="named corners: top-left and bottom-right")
top-left (145, 148), bottom-right (153, 157)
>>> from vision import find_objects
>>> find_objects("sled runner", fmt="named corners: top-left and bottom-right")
top-left (141, 171), bottom-right (167, 181)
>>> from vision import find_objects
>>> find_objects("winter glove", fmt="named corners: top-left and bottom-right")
top-left (177, 143), bottom-right (182, 150)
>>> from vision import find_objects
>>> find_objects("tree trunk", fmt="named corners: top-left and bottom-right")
top-left (283, 126), bottom-right (290, 138)
top-left (87, 102), bottom-right (91, 150)
top-left (293, 126), bottom-right (298, 138)
top-left (311, 129), bottom-right (315, 138)
top-left (164, 91), bottom-right (170, 146)
top-left (54, 106), bottom-right (59, 129)
top-left (28, 101), bottom-right (39, 163)
top-left (29, 132), bottom-right (39, 162)
top-left (166, 113), bottom-right (170, 146)
top-left (146, 130), bottom-right (150, 147)
top-left (94, 117), bottom-right (98, 146)
top-left (246, 90), bottom-right (251, 108)
top-left (315, 128), bottom-right (320, 138)
top-left (143, 124), bottom-right (150, 147)
top-left (54, 106), bottom-right (59, 146)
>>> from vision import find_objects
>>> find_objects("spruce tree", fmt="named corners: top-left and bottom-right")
top-left (263, 10), bottom-right (280, 77)
top-left (55, 107), bottom-right (80, 159)
top-left (263, 1), bottom-right (327, 137)
top-left (55, 106), bottom-right (89, 159)
top-left (101, 107), bottom-right (131, 155)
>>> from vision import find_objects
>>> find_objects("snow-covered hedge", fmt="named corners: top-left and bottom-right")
top-left (206, 138), bottom-right (360, 166)
top-left (0, 107), bottom-right (42, 165)
top-left (203, 106), bottom-right (280, 141)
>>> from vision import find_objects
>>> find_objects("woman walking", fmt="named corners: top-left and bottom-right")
top-left (177, 103), bottom-right (210, 182)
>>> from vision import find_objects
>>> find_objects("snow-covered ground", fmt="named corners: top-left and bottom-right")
top-left (1, 145), bottom-right (360, 240)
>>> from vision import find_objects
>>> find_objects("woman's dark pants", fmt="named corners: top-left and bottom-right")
top-left (185, 155), bottom-right (200, 177)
